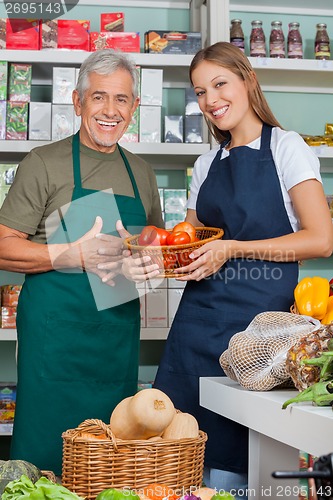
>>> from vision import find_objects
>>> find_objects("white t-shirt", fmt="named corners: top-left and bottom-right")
top-left (187, 127), bottom-right (322, 232)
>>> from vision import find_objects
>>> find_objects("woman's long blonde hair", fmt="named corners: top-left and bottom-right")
top-left (189, 42), bottom-right (282, 144)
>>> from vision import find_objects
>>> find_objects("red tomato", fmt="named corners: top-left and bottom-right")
top-left (177, 250), bottom-right (192, 266)
top-left (138, 226), bottom-right (169, 246)
top-left (172, 221), bottom-right (196, 242)
top-left (166, 231), bottom-right (191, 246)
top-left (330, 278), bottom-right (333, 296)
top-left (155, 227), bottom-right (170, 246)
top-left (163, 254), bottom-right (178, 270)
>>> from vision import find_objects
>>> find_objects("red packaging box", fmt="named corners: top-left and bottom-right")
top-left (5, 19), bottom-right (39, 50)
top-left (101, 13), bottom-right (124, 32)
top-left (57, 20), bottom-right (90, 51)
top-left (1, 285), bottom-right (22, 307)
top-left (0, 306), bottom-right (17, 328)
top-left (90, 32), bottom-right (140, 53)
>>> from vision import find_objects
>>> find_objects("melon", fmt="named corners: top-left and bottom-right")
top-left (0, 459), bottom-right (42, 494)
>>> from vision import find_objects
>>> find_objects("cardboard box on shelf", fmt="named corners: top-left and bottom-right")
top-left (146, 288), bottom-right (167, 328)
top-left (100, 13), bottom-right (125, 32)
top-left (0, 383), bottom-right (16, 425)
top-left (168, 288), bottom-right (184, 327)
top-left (1, 285), bottom-right (21, 307)
top-left (185, 87), bottom-right (202, 116)
top-left (0, 164), bottom-right (18, 187)
top-left (52, 67), bottom-right (76, 104)
top-left (57, 20), bottom-right (90, 51)
top-left (0, 100), bottom-right (5, 140)
top-left (140, 68), bottom-right (163, 106)
top-left (6, 102), bottom-right (28, 140)
top-left (185, 115), bottom-right (203, 143)
top-left (164, 115), bottom-right (183, 143)
top-left (0, 306), bottom-right (17, 328)
top-left (0, 61), bottom-right (8, 101)
top-left (29, 102), bottom-right (52, 141)
top-left (163, 189), bottom-right (187, 214)
top-left (139, 105), bottom-right (161, 143)
top-left (145, 30), bottom-right (201, 55)
top-left (90, 32), bottom-right (140, 52)
top-left (39, 20), bottom-right (58, 49)
top-left (51, 104), bottom-right (74, 141)
top-left (8, 63), bottom-right (32, 103)
top-left (120, 106), bottom-right (139, 143)
top-left (5, 19), bottom-right (40, 50)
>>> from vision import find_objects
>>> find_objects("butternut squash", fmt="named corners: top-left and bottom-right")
top-left (110, 388), bottom-right (175, 440)
top-left (162, 411), bottom-right (199, 439)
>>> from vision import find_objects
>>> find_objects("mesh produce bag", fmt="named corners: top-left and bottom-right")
top-left (219, 311), bottom-right (320, 391)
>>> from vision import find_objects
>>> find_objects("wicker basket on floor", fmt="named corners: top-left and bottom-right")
top-left (125, 226), bottom-right (224, 278)
top-left (62, 419), bottom-right (207, 500)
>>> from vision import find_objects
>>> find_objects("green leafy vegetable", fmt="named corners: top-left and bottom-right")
top-left (1, 474), bottom-right (84, 499)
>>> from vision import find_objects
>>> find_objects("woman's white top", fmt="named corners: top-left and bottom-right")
top-left (187, 127), bottom-right (322, 232)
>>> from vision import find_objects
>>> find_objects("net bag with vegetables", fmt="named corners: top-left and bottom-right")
top-left (219, 311), bottom-right (320, 391)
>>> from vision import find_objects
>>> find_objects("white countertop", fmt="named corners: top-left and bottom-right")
top-left (200, 377), bottom-right (333, 458)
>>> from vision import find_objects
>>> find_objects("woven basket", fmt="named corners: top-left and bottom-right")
top-left (62, 419), bottom-right (207, 500)
top-left (125, 227), bottom-right (224, 278)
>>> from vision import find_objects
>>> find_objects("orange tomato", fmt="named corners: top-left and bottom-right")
top-left (166, 231), bottom-right (191, 246)
top-left (172, 221), bottom-right (196, 242)
top-left (143, 483), bottom-right (179, 500)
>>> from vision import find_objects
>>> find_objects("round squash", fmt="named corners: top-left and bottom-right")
top-left (162, 411), bottom-right (199, 440)
top-left (110, 388), bottom-right (175, 440)
top-left (0, 459), bottom-right (42, 494)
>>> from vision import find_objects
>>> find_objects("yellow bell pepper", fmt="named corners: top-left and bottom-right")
top-left (294, 276), bottom-right (330, 320)
top-left (321, 296), bottom-right (333, 324)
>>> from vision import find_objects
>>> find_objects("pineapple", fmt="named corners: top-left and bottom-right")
top-left (286, 324), bottom-right (333, 391)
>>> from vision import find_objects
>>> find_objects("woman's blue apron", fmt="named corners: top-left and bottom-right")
top-left (11, 132), bottom-right (147, 475)
top-left (154, 124), bottom-right (298, 473)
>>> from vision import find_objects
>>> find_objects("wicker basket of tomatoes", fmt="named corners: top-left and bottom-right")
top-left (125, 222), bottom-right (224, 278)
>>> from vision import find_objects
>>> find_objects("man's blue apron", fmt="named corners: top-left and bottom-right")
top-left (154, 124), bottom-right (298, 473)
top-left (11, 132), bottom-right (147, 475)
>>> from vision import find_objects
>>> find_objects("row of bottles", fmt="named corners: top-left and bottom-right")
top-left (230, 19), bottom-right (331, 60)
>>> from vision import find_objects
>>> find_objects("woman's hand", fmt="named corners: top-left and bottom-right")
top-left (174, 239), bottom-right (232, 281)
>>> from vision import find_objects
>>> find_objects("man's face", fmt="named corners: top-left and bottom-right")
top-left (73, 69), bottom-right (139, 153)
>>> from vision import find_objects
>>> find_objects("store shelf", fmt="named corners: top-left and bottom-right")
top-left (0, 328), bottom-right (169, 342)
top-left (0, 329), bottom-right (16, 341)
top-left (229, 0), bottom-right (333, 17)
top-left (0, 51), bottom-right (194, 88)
top-left (249, 57), bottom-right (333, 94)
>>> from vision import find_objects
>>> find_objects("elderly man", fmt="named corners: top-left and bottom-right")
top-left (0, 49), bottom-right (163, 475)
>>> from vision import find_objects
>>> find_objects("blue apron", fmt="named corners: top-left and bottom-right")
top-left (154, 124), bottom-right (298, 473)
top-left (11, 132), bottom-right (147, 475)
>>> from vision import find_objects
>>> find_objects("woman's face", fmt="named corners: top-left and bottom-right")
top-left (191, 60), bottom-right (252, 134)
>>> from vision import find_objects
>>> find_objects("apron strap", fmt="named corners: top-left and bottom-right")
top-left (117, 144), bottom-right (141, 200)
top-left (260, 123), bottom-right (273, 151)
top-left (72, 131), bottom-right (82, 190)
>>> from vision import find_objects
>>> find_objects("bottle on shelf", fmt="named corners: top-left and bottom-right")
top-left (315, 23), bottom-right (331, 60)
top-left (230, 19), bottom-right (245, 53)
top-left (287, 22), bottom-right (303, 59)
top-left (250, 20), bottom-right (266, 57)
top-left (269, 21), bottom-right (285, 58)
